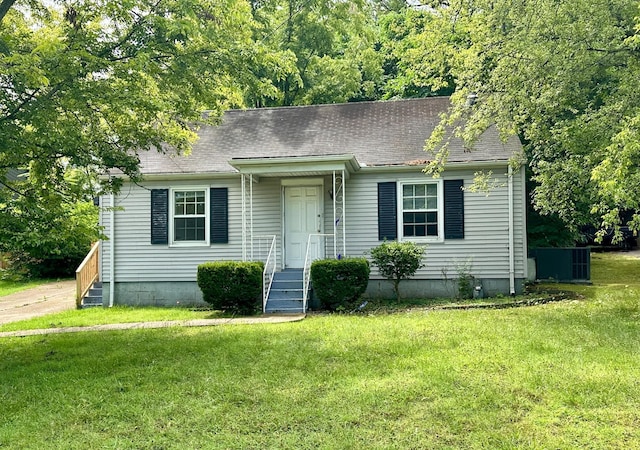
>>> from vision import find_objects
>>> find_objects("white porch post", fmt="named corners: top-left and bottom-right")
top-left (332, 170), bottom-right (346, 259)
top-left (249, 174), bottom-right (254, 260)
top-left (241, 174), bottom-right (255, 261)
top-left (332, 171), bottom-right (337, 258)
top-left (241, 174), bottom-right (247, 261)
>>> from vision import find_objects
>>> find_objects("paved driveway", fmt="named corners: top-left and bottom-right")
top-left (0, 280), bottom-right (76, 325)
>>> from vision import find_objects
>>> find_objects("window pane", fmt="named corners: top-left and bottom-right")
top-left (403, 212), bottom-right (414, 224)
top-left (174, 217), bottom-right (205, 241)
top-left (174, 190), bottom-right (205, 217)
top-left (402, 183), bottom-right (439, 239)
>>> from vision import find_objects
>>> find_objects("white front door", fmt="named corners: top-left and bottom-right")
top-left (284, 186), bottom-right (322, 268)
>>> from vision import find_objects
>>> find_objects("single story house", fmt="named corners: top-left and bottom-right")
top-left (98, 97), bottom-right (527, 311)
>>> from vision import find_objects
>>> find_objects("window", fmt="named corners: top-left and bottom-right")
top-left (172, 189), bottom-right (208, 244)
top-left (151, 187), bottom-right (228, 246)
top-left (377, 180), bottom-right (463, 242)
top-left (401, 182), bottom-right (440, 239)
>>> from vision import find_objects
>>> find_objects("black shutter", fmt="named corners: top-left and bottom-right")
top-left (150, 189), bottom-right (169, 244)
top-left (377, 182), bottom-right (397, 241)
top-left (210, 187), bottom-right (228, 244)
top-left (444, 179), bottom-right (464, 239)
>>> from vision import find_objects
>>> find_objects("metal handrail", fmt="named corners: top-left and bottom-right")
top-left (75, 241), bottom-right (100, 308)
top-left (302, 233), bottom-right (334, 312)
top-left (259, 235), bottom-right (277, 313)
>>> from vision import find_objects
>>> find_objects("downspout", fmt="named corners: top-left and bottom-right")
top-left (508, 165), bottom-right (516, 296)
top-left (109, 193), bottom-right (115, 307)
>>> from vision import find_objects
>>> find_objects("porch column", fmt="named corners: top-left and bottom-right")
top-left (241, 174), bottom-right (255, 261)
top-left (332, 170), bottom-right (346, 259)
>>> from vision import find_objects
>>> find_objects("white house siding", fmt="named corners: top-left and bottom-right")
top-left (100, 177), bottom-right (286, 278)
top-left (102, 177), bottom-right (242, 285)
top-left (341, 165), bottom-right (527, 294)
top-left (100, 165), bottom-right (527, 304)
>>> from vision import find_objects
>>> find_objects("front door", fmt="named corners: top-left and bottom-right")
top-left (284, 185), bottom-right (322, 268)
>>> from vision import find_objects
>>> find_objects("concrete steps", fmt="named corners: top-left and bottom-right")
top-left (82, 282), bottom-right (103, 308)
top-left (265, 270), bottom-right (305, 314)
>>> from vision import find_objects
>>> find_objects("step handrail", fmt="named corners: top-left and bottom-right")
top-left (259, 235), bottom-right (277, 313)
top-left (303, 233), bottom-right (334, 312)
top-left (75, 241), bottom-right (100, 308)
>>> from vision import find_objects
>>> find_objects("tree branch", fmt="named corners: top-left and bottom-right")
top-left (0, 0), bottom-right (17, 24)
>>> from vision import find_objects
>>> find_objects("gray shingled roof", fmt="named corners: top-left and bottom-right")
top-left (137, 97), bottom-right (521, 175)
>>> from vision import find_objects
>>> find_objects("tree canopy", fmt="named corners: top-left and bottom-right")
top-left (0, 0), bottom-right (263, 198)
top-left (415, 0), bottom-right (640, 239)
top-left (246, 0), bottom-right (383, 106)
top-left (0, 0), bottom-right (269, 273)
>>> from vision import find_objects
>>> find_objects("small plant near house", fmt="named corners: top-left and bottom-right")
top-left (370, 241), bottom-right (426, 299)
top-left (454, 258), bottom-right (475, 299)
top-left (310, 258), bottom-right (370, 311)
top-left (197, 261), bottom-right (264, 315)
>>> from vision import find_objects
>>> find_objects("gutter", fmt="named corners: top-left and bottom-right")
top-left (508, 165), bottom-right (516, 295)
top-left (109, 193), bottom-right (115, 307)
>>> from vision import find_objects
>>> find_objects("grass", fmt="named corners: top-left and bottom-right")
top-left (0, 252), bottom-right (639, 448)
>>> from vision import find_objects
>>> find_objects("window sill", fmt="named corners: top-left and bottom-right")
top-left (169, 241), bottom-right (210, 248)
top-left (400, 237), bottom-right (443, 244)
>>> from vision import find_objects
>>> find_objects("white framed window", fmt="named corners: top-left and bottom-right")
top-left (399, 180), bottom-right (443, 241)
top-left (170, 188), bottom-right (209, 245)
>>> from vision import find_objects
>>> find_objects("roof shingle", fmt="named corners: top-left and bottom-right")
top-left (137, 97), bottom-right (521, 175)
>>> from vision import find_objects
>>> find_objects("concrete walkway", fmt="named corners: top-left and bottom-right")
top-left (0, 280), bottom-right (305, 338)
top-left (0, 314), bottom-right (306, 338)
top-left (0, 279), bottom-right (76, 325)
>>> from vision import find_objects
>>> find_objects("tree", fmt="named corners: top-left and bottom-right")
top-left (370, 241), bottom-right (425, 299)
top-left (246, 0), bottom-right (383, 106)
top-left (0, 0), bottom-right (278, 273)
top-left (411, 0), bottom-right (640, 240)
top-left (376, 5), bottom-right (455, 99)
top-left (0, 0), bottom-right (267, 201)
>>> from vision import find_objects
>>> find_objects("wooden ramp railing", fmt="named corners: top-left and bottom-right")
top-left (75, 242), bottom-right (100, 308)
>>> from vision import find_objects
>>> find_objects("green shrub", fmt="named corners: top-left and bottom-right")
top-left (370, 241), bottom-right (426, 299)
top-left (197, 261), bottom-right (264, 315)
top-left (0, 200), bottom-right (100, 278)
top-left (310, 258), bottom-right (370, 311)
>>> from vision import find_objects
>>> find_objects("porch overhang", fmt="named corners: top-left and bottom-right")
top-left (229, 154), bottom-right (361, 179)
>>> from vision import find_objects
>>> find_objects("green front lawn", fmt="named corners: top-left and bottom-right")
top-left (0, 252), bottom-right (639, 448)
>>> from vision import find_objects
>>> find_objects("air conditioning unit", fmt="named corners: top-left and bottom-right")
top-left (528, 248), bottom-right (590, 282)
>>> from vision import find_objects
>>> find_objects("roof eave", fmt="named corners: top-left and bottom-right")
top-left (229, 154), bottom-right (362, 177)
